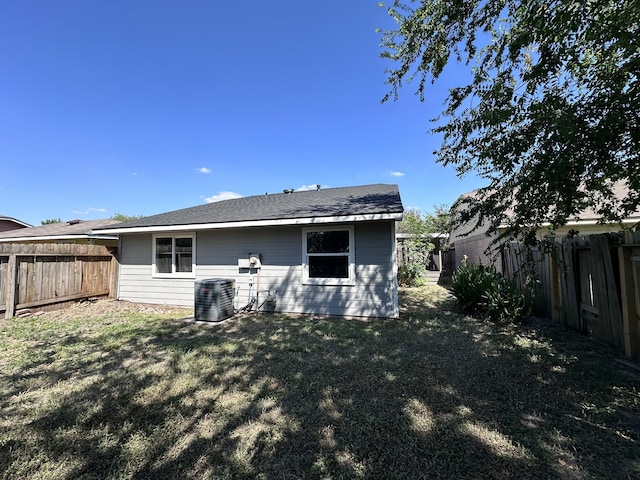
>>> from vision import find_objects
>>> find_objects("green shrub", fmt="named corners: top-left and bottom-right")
top-left (398, 263), bottom-right (426, 287)
top-left (397, 238), bottom-right (430, 287)
top-left (451, 257), bottom-right (530, 323)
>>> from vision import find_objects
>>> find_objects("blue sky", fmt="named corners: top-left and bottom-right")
top-left (1, 1), bottom-right (484, 226)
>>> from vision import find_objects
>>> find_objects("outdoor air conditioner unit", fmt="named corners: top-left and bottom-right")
top-left (194, 278), bottom-right (235, 322)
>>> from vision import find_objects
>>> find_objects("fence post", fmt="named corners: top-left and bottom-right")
top-left (4, 254), bottom-right (17, 320)
top-left (618, 231), bottom-right (640, 359)
top-left (109, 250), bottom-right (119, 299)
top-left (549, 242), bottom-right (563, 323)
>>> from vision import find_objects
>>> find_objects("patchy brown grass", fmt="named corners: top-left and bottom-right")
top-left (0, 286), bottom-right (638, 479)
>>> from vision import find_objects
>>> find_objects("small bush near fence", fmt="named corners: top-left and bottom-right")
top-left (398, 262), bottom-right (427, 287)
top-left (397, 241), bottom-right (429, 287)
top-left (451, 257), bottom-right (531, 323)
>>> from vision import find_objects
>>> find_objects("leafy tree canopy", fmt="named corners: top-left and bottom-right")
top-left (424, 204), bottom-right (452, 235)
top-left (398, 205), bottom-right (451, 236)
top-left (397, 208), bottom-right (428, 235)
top-left (41, 218), bottom-right (61, 225)
top-left (111, 213), bottom-right (144, 222)
top-left (381, 0), bottom-right (639, 245)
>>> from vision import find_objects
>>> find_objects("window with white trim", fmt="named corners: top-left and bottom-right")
top-left (152, 234), bottom-right (196, 277)
top-left (302, 226), bottom-right (354, 285)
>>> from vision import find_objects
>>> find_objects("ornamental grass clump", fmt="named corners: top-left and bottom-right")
top-left (451, 257), bottom-right (530, 323)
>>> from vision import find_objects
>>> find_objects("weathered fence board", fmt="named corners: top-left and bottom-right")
top-left (0, 243), bottom-right (117, 318)
top-left (618, 231), bottom-right (640, 359)
top-left (502, 243), bottom-right (553, 319)
top-left (503, 233), bottom-right (639, 360)
top-left (595, 234), bottom-right (623, 347)
top-left (559, 239), bottom-right (581, 331)
top-left (0, 257), bottom-right (7, 307)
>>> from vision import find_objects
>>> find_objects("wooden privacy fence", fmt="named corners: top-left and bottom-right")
top-left (502, 242), bottom-right (554, 320)
top-left (503, 232), bottom-right (640, 360)
top-left (0, 243), bottom-right (118, 319)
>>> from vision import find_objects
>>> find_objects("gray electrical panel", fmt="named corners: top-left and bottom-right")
top-left (194, 278), bottom-right (235, 322)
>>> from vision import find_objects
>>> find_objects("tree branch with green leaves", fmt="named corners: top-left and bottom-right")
top-left (381, 0), bottom-right (639, 246)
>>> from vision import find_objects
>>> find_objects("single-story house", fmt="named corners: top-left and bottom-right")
top-left (0, 215), bottom-right (31, 233)
top-left (0, 219), bottom-right (120, 246)
top-left (449, 183), bottom-right (640, 272)
top-left (94, 184), bottom-right (404, 318)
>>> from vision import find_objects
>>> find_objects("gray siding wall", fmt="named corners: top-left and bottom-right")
top-left (117, 221), bottom-right (398, 318)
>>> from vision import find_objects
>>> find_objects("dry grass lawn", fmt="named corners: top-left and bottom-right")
top-left (0, 285), bottom-right (639, 479)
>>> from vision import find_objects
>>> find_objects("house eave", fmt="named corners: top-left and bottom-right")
top-left (0, 217), bottom-right (32, 228)
top-left (96, 212), bottom-right (404, 235)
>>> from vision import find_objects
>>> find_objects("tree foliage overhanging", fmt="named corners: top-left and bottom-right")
top-left (380, 0), bottom-right (639, 245)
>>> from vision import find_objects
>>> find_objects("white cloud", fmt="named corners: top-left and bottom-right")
top-left (389, 171), bottom-right (405, 177)
top-left (72, 207), bottom-right (107, 216)
top-left (204, 191), bottom-right (243, 203)
top-left (296, 184), bottom-right (328, 191)
top-left (197, 167), bottom-right (212, 174)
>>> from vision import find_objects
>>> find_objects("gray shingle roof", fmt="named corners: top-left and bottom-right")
top-left (96, 184), bottom-right (403, 231)
top-left (456, 181), bottom-right (639, 223)
top-left (0, 218), bottom-right (120, 240)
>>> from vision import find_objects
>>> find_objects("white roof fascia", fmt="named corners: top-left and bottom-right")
top-left (97, 212), bottom-right (404, 235)
top-left (0, 234), bottom-right (118, 243)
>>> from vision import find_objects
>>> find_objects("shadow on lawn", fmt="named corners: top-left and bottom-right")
top-left (1, 287), bottom-right (639, 479)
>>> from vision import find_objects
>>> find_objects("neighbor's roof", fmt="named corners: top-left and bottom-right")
top-left (95, 184), bottom-right (404, 234)
top-left (454, 181), bottom-right (639, 228)
top-left (567, 182), bottom-right (640, 222)
top-left (0, 218), bottom-right (120, 242)
top-left (0, 215), bottom-right (32, 228)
